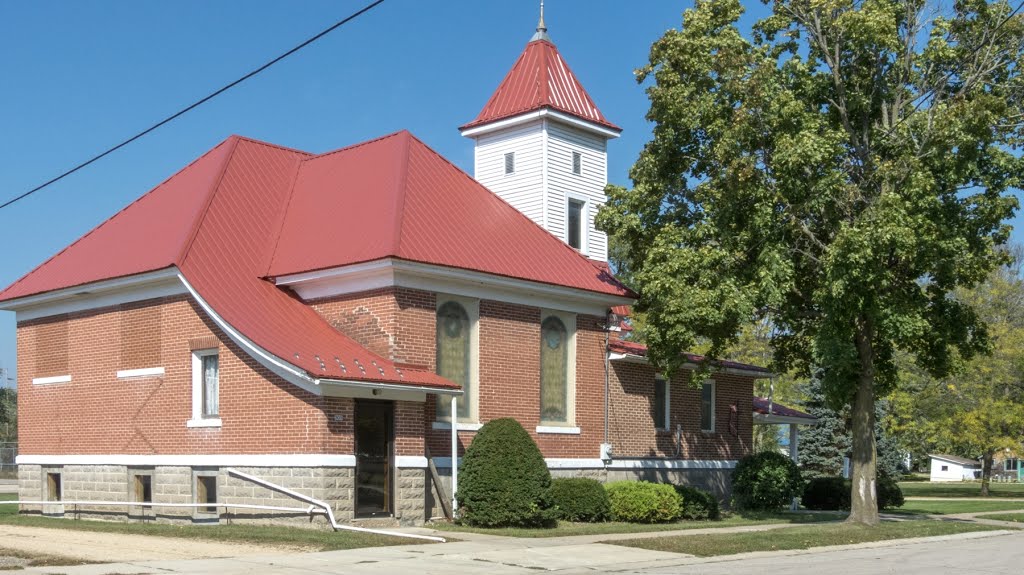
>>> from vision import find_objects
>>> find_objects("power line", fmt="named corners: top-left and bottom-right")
top-left (0, 0), bottom-right (386, 211)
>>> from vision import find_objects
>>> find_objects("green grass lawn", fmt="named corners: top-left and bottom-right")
top-left (0, 493), bottom-right (426, 551)
top-left (899, 481), bottom-right (1024, 498)
top-left (892, 499), bottom-right (1024, 515)
top-left (977, 512), bottom-right (1024, 523)
top-left (611, 520), bottom-right (1005, 557)
top-left (431, 511), bottom-right (847, 538)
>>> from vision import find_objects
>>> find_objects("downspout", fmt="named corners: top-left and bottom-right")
top-left (604, 326), bottom-right (610, 446)
top-left (451, 395), bottom-right (459, 515)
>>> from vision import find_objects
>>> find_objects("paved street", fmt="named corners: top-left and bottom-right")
top-left (19, 528), bottom-right (1023, 574)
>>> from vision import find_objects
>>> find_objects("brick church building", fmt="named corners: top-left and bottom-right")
top-left (0, 15), bottom-right (769, 527)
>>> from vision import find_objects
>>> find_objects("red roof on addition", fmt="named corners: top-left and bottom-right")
top-left (1, 131), bottom-right (633, 390)
top-left (608, 339), bottom-right (772, 375)
top-left (752, 397), bottom-right (816, 421)
top-left (461, 38), bottom-right (620, 132)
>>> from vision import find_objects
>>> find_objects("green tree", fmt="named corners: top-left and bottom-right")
top-left (0, 388), bottom-right (15, 443)
top-left (598, 0), bottom-right (1022, 524)
top-left (798, 374), bottom-right (851, 478)
top-left (890, 253), bottom-right (1024, 494)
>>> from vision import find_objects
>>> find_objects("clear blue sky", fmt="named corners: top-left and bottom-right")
top-left (0, 1), bottom-right (1020, 384)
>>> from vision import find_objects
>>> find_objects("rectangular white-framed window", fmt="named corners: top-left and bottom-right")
top-left (700, 380), bottom-right (716, 432)
top-left (504, 152), bottom-right (515, 175)
top-left (539, 309), bottom-right (577, 427)
top-left (572, 151), bottom-right (582, 175)
top-left (1006, 458), bottom-right (1019, 471)
top-left (435, 295), bottom-right (480, 424)
top-left (941, 465), bottom-right (949, 472)
top-left (566, 196), bottom-right (587, 253)
top-left (189, 349), bottom-right (221, 428)
top-left (653, 375), bottom-right (670, 431)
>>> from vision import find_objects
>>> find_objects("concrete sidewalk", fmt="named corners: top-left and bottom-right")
top-left (18, 529), bottom-right (1021, 574)
top-left (17, 519), bottom-right (1022, 575)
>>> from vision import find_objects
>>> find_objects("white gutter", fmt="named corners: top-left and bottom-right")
top-left (226, 468), bottom-right (445, 543)
top-left (178, 271), bottom-right (462, 398)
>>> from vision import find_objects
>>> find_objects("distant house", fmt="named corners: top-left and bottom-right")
top-left (929, 454), bottom-right (981, 481)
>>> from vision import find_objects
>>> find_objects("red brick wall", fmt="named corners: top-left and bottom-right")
top-left (311, 287), bottom-right (613, 460)
top-left (17, 295), bottom-right (352, 455)
top-left (608, 361), bottom-right (752, 460)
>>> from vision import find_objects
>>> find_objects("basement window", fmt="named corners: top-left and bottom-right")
top-left (46, 472), bottom-right (62, 501)
top-left (195, 474), bottom-right (218, 515)
top-left (504, 152), bottom-right (515, 175)
top-left (133, 474), bottom-right (153, 504)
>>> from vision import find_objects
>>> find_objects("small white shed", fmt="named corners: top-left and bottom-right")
top-left (929, 454), bottom-right (981, 482)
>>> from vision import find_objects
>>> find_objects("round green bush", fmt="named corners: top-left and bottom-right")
top-left (673, 484), bottom-right (721, 520)
top-left (731, 451), bottom-right (802, 511)
top-left (801, 476), bottom-right (851, 510)
top-left (549, 477), bottom-right (611, 522)
top-left (604, 481), bottom-right (681, 523)
top-left (455, 418), bottom-right (557, 527)
top-left (876, 473), bottom-right (905, 510)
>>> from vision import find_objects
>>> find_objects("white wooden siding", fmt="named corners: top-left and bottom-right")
top-left (546, 120), bottom-right (609, 261)
top-left (473, 121), bottom-right (546, 225)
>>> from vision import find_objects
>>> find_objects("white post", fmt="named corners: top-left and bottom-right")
top-left (789, 423), bottom-right (799, 511)
top-left (451, 395), bottom-right (459, 513)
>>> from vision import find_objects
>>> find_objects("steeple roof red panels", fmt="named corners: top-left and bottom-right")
top-left (461, 39), bottom-right (619, 132)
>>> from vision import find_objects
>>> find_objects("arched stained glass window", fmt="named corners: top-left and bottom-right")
top-left (436, 301), bottom-right (470, 420)
top-left (540, 316), bottom-right (568, 423)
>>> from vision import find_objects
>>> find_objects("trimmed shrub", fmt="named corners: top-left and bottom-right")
top-left (455, 418), bottom-right (557, 527)
top-left (673, 484), bottom-right (721, 520)
top-left (731, 451), bottom-right (803, 511)
top-left (605, 481), bottom-right (681, 523)
top-left (877, 473), bottom-right (905, 510)
top-left (801, 476), bottom-right (851, 510)
top-left (550, 478), bottom-right (611, 522)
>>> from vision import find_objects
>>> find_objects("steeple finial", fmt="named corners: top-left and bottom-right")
top-left (531, 0), bottom-right (551, 41)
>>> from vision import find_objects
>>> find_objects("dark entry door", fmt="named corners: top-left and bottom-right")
top-left (355, 400), bottom-right (394, 517)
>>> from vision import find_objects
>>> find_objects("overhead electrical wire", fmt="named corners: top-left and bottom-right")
top-left (0, 0), bottom-right (386, 211)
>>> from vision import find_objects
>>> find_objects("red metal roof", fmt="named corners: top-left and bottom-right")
top-left (0, 135), bottom-right (455, 390)
top-left (1, 130), bottom-right (636, 390)
top-left (752, 397), bottom-right (816, 421)
top-left (461, 39), bottom-right (620, 132)
top-left (267, 131), bottom-right (632, 298)
top-left (0, 140), bottom-right (234, 301)
top-left (608, 340), bottom-right (772, 375)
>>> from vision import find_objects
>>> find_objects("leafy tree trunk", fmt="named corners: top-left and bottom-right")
top-left (849, 322), bottom-right (880, 525)
top-left (981, 451), bottom-right (994, 497)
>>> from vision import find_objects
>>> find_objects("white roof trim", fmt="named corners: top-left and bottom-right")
top-left (177, 271), bottom-right (324, 397)
top-left (274, 257), bottom-right (633, 316)
top-left (928, 454), bottom-right (982, 466)
top-left (179, 271), bottom-right (461, 399)
top-left (1, 267), bottom-right (186, 321)
top-left (460, 108), bottom-right (621, 139)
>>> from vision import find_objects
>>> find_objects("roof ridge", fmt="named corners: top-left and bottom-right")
top-left (391, 132), bottom-right (413, 255)
top-left (0, 137), bottom-right (237, 301)
top-left (176, 136), bottom-right (243, 267)
top-left (402, 132), bottom-right (633, 296)
top-left (306, 130), bottom-right (409, 163)
top-left (263, 153), bottom-right (309, 278)
top-left (231, 134), bottom-right (314, 157)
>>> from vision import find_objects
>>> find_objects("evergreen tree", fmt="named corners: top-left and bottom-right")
top-left (798, 375), bottom-right (850, 479)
